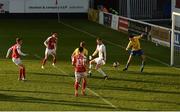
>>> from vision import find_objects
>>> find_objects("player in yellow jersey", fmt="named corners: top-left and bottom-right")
top-left (71, 41), bottom-right (88, 57)
top-left (123, 33), bottom-right (146, 72)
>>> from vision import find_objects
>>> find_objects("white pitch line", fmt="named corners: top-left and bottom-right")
top-left (60, 22), bottom-right (171, 67)
top-left (57, 68), bottom-right (118, 109)
top-left (34, 54), bottom-right (118, 109)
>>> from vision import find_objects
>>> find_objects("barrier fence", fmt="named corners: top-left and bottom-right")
top-left (88, 8), bottom-right (171, 47)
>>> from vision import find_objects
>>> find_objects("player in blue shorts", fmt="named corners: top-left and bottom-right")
top-left (123, 33), bottom-right (146, 72)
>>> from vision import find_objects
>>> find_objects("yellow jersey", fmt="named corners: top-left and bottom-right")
top-left (72, 47), bottom-right (88, 56)
top-left (126, 35), bottom-right (142, 51)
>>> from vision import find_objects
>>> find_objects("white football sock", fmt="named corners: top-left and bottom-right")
top-left (88, 70), bottom-right (92, 74)
top-left (97, 68), bottom-right (107, 77)
top-left (88, 64), bottom-right (93, 74)
top-left (89, 64), bottom-right (93, 69)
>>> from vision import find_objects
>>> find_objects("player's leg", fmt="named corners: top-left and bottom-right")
top-left (12, 58), bottom-right (24, 80)
top-left (74, 72), bottom-right (81, 97)
top-left (140, 54), bottom-right (146, 72)
top-left (42, 48), bottom-right (49, 69)
top-left (81, 73), bottom-right (87, 96)
top-left (89, 60), bottom-right (95, 70)
top-left (51, 51), bottom-right (57, 67)
top-left (95, 59), bottom-right (108, 80)
top-left (17, 64), bottom-right (26, 81)
top-left (88, 59), bottom-right (96, 76)
top-left (123, 54), bottom-right (133, 71)
top-left (19, 66), bottom-right (23, 80)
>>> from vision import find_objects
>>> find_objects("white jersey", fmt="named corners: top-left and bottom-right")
top-left (96, 44), bottom-right (106, 60)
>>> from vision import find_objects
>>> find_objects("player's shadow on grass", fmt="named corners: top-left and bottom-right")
top-left (128, 71), bottom-right (180, 77)
top-left (0, 93), bottom-right (125, 110)
top-left (89, 74), bottom-right (180, 87)
top-left (89, 85), bottom-right (180, 95)
top-left (21, 72), bottom-right (74, 85)
top-left (29, 72), bottom-right (73, 77)
top-left (107, 77), bottom-right (180, 86)
top-left (29, 79), bottom-right (73, 86)
top-left (0, 89), bottom-right (72, 96)
top-left (102, 96), bottom-right (180, 107)
top-left (0, 71), bottom-right (19, 75)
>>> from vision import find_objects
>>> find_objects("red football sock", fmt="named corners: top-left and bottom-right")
top-left (19, 68), bottom-right (23, 79)
top-left (74, 81), bottom-right (79, 91)
top-left (53, 58), bottom-right (56, 64)
top-left (42, 59), bottom-right (47, 66)
top-left (23, 67), bottom-right (26, 78)
top-left (82, 79), bottom-right (86, 90)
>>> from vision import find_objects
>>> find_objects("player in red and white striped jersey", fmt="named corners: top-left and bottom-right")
top-left (42, 32), bottom-right (58, 69)
top-left (6, 38), bottom-right (28, 81)
top-left (72, 47), bottom-right (88, 97)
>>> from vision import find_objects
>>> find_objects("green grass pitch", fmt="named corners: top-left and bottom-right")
top-left (0, 19), bottom-right (180, 111)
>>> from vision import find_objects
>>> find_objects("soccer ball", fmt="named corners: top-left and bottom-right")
top-left (113, 62), bottom-right (120, 68)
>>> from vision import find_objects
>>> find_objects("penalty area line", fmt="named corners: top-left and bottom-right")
top-left (33, 54), bottom-right (118, 110)
top-left (57, 68), bottom-right (118, 109)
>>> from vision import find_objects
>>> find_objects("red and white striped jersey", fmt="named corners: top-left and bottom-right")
top-left (11, 44), bottom-right (21, 58)
top-left (72, 54), bottom-right (87, 72)
top-left (45, 36), bottom-right (57, 49)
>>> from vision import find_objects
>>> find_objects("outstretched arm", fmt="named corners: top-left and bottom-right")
top-left (17, 46), bottom-right (27, 56)
top-left (135, 33), bottom-right (144, 39)
top-left (126, 41), bottom-right (132, 51)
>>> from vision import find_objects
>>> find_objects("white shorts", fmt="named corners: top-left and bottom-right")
top-left (94, 57), bottom-right (105, 65)
top-left (75, 72), bottom-right (87, 80)
top-left (45, 48), bottom-right (56, 56)
top-left (12, 58), bottom-right (21, 65)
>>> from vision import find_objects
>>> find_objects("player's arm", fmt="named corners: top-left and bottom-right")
top-left (72, 56), bottom-right (76, 66)
top-left (92, 47), bottom-right (98, 57)
top-left (44, 37), bottom-right (50, 48)
top-left (134, 33), bottom-right (144, 39)
top-left (54, 44), bottom-right (57, 51)
top-left (54, 38), bottom-right (58, 51)
top-left (126, 41), bottom-right (132, 51)
top-left (44, 40), bottom-right (48, 48)
top-left (17, 46), bottom-right (27, 56)
top-left (103, 46), bottom-right (106, 61)
top-left (6, 47), bottom-right (12, 58)
top-left (71, 48), bottom-right (78, 57)
top-left (89, 48), bottom-right (98, 60)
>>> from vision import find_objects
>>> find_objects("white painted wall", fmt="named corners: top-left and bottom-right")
top-left (172, 0), bottom-right (180, 27)
top-left (2, 0), bottom-right (90, 13)
top-left (9, 0), bottom-right (25, 13)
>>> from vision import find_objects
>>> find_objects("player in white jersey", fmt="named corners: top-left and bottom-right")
top-left (89, 38), bottom-right (108, 80)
